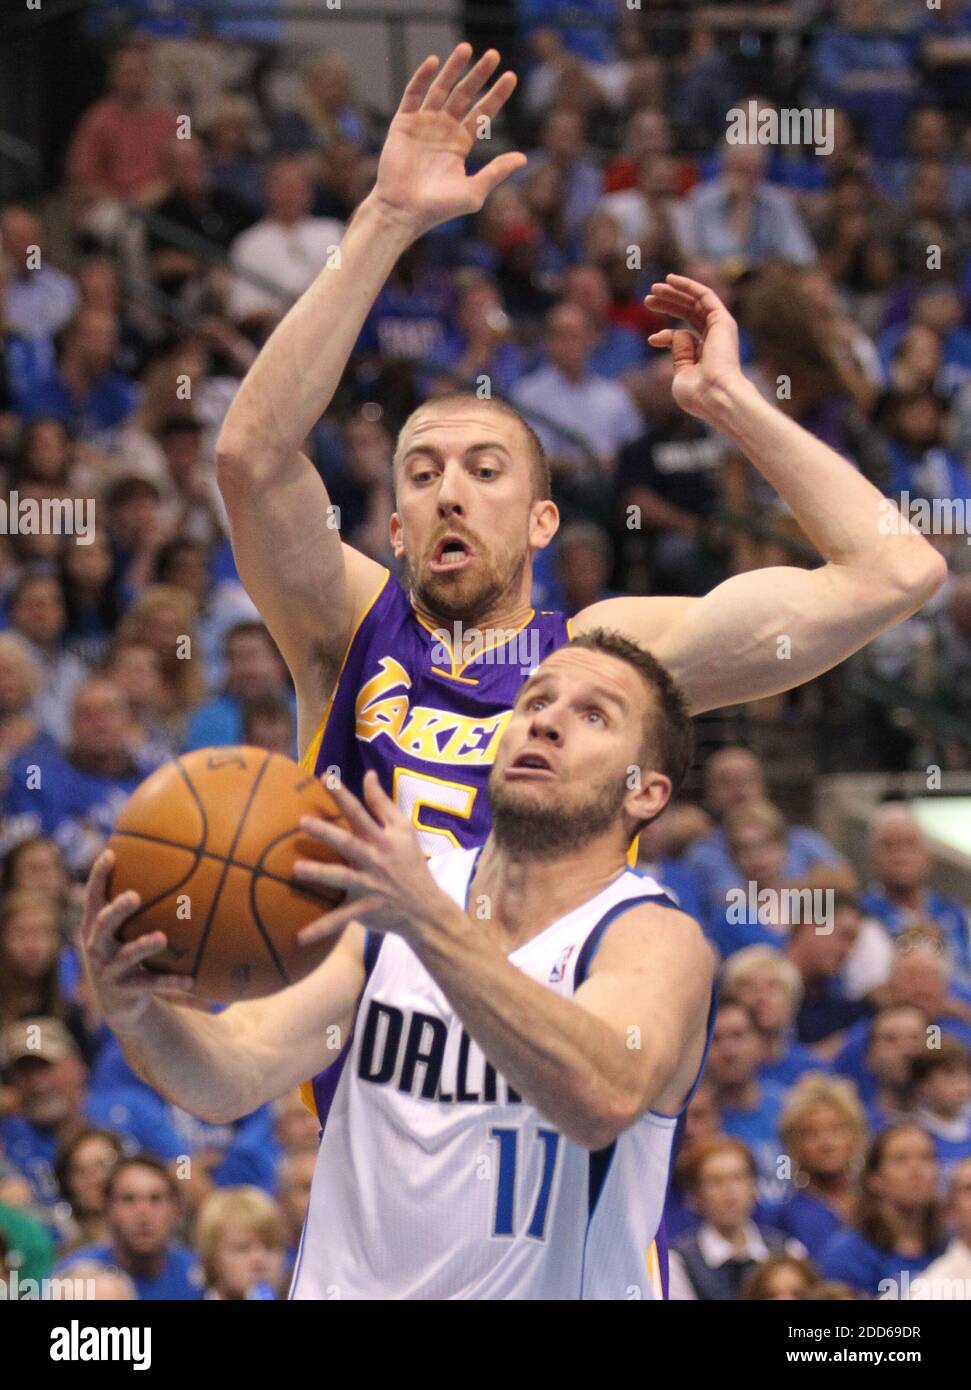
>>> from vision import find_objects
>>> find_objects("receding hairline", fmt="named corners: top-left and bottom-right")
top-left (392, 396), bottom-right (549, 498)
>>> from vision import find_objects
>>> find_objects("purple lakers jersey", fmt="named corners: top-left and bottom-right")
top-left (300, 570), bottom-right (571, 854)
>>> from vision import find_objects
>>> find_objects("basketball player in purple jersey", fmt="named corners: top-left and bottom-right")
top-left (215, 43), bottom-right (943, 832)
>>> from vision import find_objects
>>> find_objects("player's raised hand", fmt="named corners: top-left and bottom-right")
top-left (81, 850), bottom-right (194, 1030)
top-left (371, 42), bottom-right (527, 238)
top-left (293, 771), bottom-right (456, 944)
top-left (644, 274), bottom-right (745, 422)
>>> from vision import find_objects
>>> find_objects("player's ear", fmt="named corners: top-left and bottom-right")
top-left (389, 510), bottom-right (404, 559)
top-left (625, 768), bottom-right (672, 831)
top-left (528, 498), bottom-right (559, 553)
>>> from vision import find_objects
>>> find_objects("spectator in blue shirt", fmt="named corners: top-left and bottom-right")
top-left (835, 1002), bottom-right (927, 1117)
top-left (706, 998), bottom-right (787, 1203)
top-left (774, 1074), bottom-right (867, 1261)
top-left (881, 390), bottom-right (971, 514)
top-left (56, 1154), bottom-right (205, 1300)
top-left (522, 107), bottom-right (604, 239)
top-left (53, 1127), bottom-right (125, 1250)
top-left (182, 620), bottom-right (294, 753)
top-left (14, 307), bottom-right (138, 444)
top-left (706, 801), bottom-right (804, 960)
top-left (4, 677), bottom-right (147, 876)
top-left (683, 747), bottom-right (857, 931)
top-left (194, 1185), bottom-right (288, 1299)
top-left (518, 0), bottom-right (618, 66)
top-left (680, 142), bottom-right (817, 269)
top-left (560, 264), bottom-right (647, 380)
top-left (722, 947), bottom-right (830, 1090)
top-left (787, 897), bottom-right (876, 1045)
top-left (812, 0), bottom-right (917, 161)
top-left (860, 802), bottom-right (971, 975)
top-left (819, 1125), bottom-right (948, 1296)
top-left (541, 521), bottom-right (620, 618)
top-left (5, 569), bottom-right (88, 745)
top-left (0, 207), bottom-right (79, 344)
top-left (911, 1039), bottom-right (971, 1180)
top-left (0, 1018), bottom-right (185, 1207)
top-left (510, 302), bottom-right (644, 479)
top-left (420, 273), bottom-right (534, 401)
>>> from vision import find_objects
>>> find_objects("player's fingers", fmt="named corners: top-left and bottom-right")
top-left (102, 932), bottom-right (169, 983)
top-left (149, 976), bottom-right (196, 996)
top-left (443, 48), bottom-right (500, 120)
top-left (297, 895), bottom-right (384, 945)
top-left (463, 69), bottom-right (518, 133)
top-left (89, 889), bottom-right (142, 961)
top-left (360, 769), bottom-right (402, 826)
top-left (299, 816), bottom-right (373, 868)
top-left (645, 287), bottom-right (699, 320)
top-left (326, 778), bottom-right (385, 842)
top-left (397, 54), bottom-right (440, 116)
top-left (421, 42), bottom-right (473, 111)
top-left (647, 328), bottom-right (674, 348)
top-left (670, 329), bottom-right (700, 368)
top-left (82, 849), bottom-right (114, 938)
top-left (664, 274), bottom-right (728, 321)
top-left (292, 859), bottom-right (364, 895)
top-left (467, 151), bottom-right (529, 205)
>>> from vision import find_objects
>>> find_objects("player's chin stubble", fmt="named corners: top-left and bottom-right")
top-left (488, 769), bottom-right (628, 858)
top-left (408, 548), bottom-right (527, 625)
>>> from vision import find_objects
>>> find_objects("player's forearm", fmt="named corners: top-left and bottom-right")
top-left (113, 998), bottom-right (263, 1125)
top-left (411, 908), bottom-right (644, 1150)
top-left (217, 194), bottom-right (417, 469)
top-left (706, 377), bottom-right (946, 605)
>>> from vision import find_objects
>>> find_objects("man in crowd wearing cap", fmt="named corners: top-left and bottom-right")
top-left (0, 1017), bottom-right (184, 1207)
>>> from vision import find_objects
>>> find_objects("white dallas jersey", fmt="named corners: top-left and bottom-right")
top-left (290, 848), bottom-right (686, 1301)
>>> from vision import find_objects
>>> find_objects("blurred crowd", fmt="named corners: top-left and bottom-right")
top-left (1, 0), bottom-right (970, 1299)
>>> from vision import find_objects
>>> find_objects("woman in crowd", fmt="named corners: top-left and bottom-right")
top-left (774, 1073), bottom-right (868, 1260)
top-left (0, 888), bottom-right (92, 1060)
top-left (53, 1128), bottom-right (125, 1252)
top-left (818, 1124), bottom-right (949, 1296)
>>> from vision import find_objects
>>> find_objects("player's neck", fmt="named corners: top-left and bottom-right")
top-left (410, 591), bottom-right (536, 640)
top-left (471, 834), bottom-right (629, 952)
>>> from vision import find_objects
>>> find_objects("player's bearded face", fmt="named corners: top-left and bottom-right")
top-left (488, 753), bottom-right (630, 856)
top-left (406, 521), bottom-right (530, 623)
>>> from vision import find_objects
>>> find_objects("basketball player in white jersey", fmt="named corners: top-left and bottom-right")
top-left (81, 630), bottom-right (715, 1299)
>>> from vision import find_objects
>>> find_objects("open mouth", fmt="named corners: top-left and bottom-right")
top-left (430, 535), bottom-right (474, 572)
top-left (506, 749), bottom-right (555, 778)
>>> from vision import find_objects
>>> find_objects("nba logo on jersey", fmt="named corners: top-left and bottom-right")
top-left (548, 943), bottom-right (575, 984)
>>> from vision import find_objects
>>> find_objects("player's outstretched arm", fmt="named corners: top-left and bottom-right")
top-left (80, 851), bottom-right (366, 1122)
top-left (216, 45), bottom-right (525, 746)
top-left (573, 275), bottom-right (948, 714)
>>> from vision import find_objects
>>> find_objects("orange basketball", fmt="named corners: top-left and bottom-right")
top-left (108, 747), bottom-right (348, 1002)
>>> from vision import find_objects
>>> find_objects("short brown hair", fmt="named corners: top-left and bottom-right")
top-left (676, 1135), bottom-right (757, 1194)
top-left (394, 393), bottom-right (551, 502)
top-left (911, 1036), bottom-right (971, 1086)
top-left (566, 628), bottom-right (694, 797)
